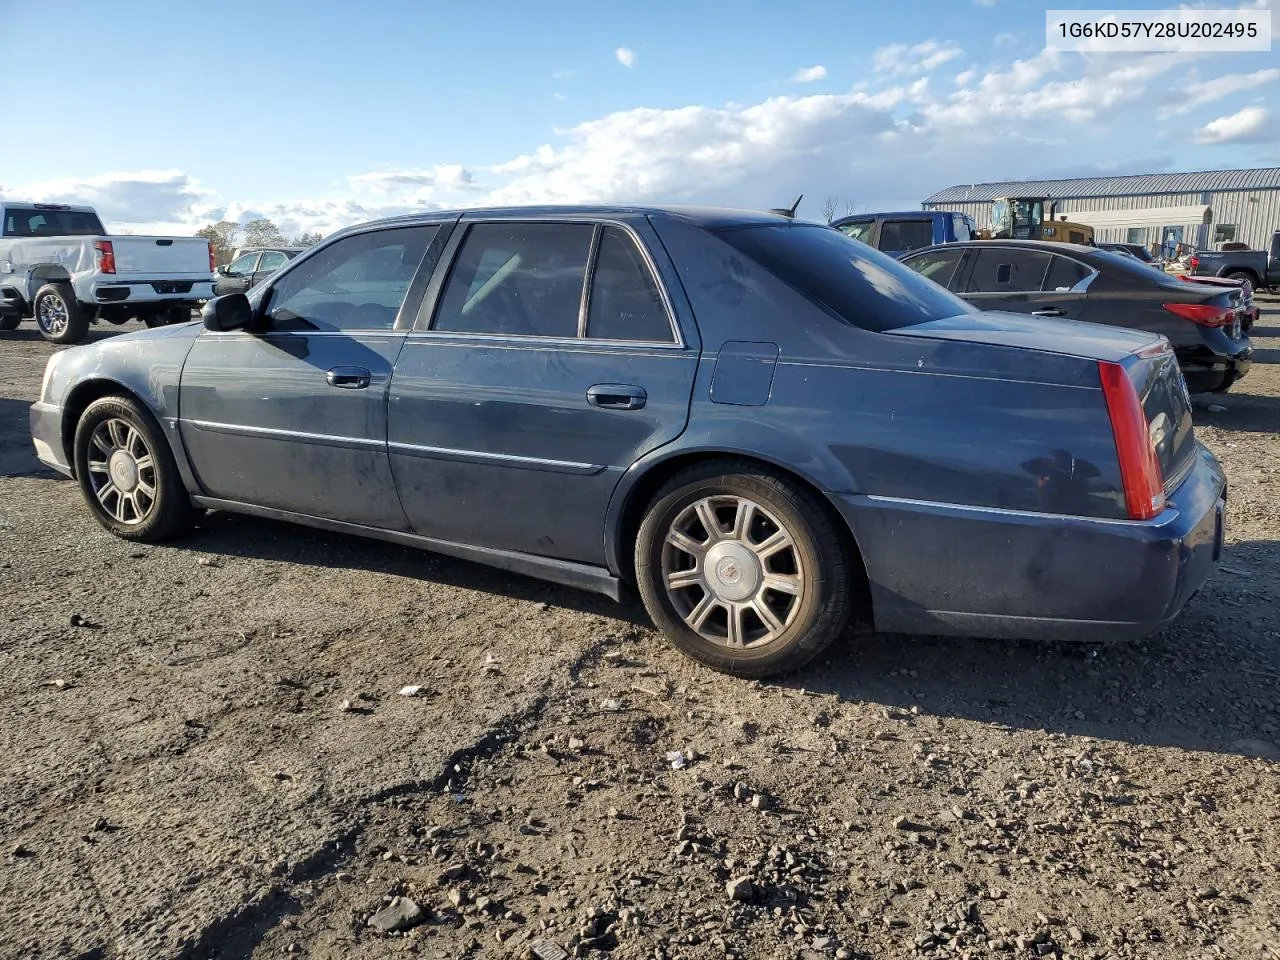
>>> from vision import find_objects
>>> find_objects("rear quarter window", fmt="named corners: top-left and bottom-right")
top-left (714, 224), bottom-right (974, 332)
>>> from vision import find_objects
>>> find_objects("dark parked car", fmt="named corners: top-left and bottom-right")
top-left (831, 211), bottom-right (976, 258)
top-left (901, 240), bottom-right (1253, 394)
top-left (31, 207), bottom-right (1226, 678)
top-left (1189, 230), bottom-right (1280, 293)
top-left (213, 247), bottom-right (304, 296)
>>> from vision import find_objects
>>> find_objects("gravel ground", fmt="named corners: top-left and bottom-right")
top-left (0, 303), bottom-right (1276, 960)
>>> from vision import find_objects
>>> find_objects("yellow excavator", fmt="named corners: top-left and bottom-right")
top-left (977, 196), bottom-right (1095, 245)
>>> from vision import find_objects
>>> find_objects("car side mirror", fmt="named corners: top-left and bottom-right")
top-left (202, 293), bottom-right (254, 332)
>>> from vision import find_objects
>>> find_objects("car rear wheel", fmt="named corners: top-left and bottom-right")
top-left (33, 282), bottom-right (90, 344)
top-left (635, 461), bottom-right (853, 677)
top-left (73, 395), bottom-right (198, 542)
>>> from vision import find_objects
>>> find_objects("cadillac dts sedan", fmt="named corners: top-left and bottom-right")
top-left (31, 206), bottom-right (1227, 677)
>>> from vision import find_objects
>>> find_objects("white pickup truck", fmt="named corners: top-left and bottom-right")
top-left (0, 202), bottom-right (215, 344)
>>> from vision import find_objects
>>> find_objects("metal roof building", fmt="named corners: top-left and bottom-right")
top-left (923, 167), bottom-right (1280, 254)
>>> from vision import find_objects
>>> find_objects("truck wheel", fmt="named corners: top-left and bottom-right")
top-left (33, 282), bottom-right (90, 344)
top-left (167, 305), bottom-right (194, 325)
top-left (0, 316), bottom-right (20, 331)
top-left (1224, 270), bottom-right (1255, 297)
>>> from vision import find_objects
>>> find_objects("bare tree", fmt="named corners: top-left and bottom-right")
top-left (821, 196), bottom-right (858, 223)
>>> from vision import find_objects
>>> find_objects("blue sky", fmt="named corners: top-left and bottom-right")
top-left (3, 0), bottom-right (1277, 234)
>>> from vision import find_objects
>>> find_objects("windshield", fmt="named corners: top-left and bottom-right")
top-left (2, 207), bottom-right (105, 237)
top-left (714, 223), bottom-right (974, 332)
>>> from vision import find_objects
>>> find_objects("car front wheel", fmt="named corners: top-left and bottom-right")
top-left (73, 395), bottom-right (198, 542)
top-left (635, 462), bottom-right (853, 678)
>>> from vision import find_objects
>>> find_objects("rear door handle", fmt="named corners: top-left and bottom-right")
top-left (587, 384), bottom-right (647, 410)
top-left (326, 366), bottom-right (371, 389)
top-left (1031, 308), bottom-right (1066, 317)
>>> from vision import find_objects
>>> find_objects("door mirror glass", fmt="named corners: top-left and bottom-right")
top-left (202, 293), bottom-right (255, 332)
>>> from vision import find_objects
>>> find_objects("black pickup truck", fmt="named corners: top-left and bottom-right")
top-left (1189, 230), bottom-right (1280, 293)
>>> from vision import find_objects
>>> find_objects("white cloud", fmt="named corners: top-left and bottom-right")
top-left (791, 65), bottom-right (828, 83)
top-left (1193, 105), bottom-right (1277, 144)
top-left (553, 92), bottom-right (567, 101)
top-left (615, 47), bottom-right (637, 68)
top-left (873, 40), bottom-right (963, 75)
top-left (551, 68), bottom-right (576, 81)
top-left (0, 169), bottom-right (216, 228)
top-left (5, 38), bottom-right (1275, 238)
top-left (974, 0), bottom-right (998, 5)
top-left (1158, 68), bottom-right (1280, 117)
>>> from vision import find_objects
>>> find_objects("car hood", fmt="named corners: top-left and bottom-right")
top-left (889, 311), bottom-right (1160, 363)
top-left (98, 320), bottom-right (206, 345)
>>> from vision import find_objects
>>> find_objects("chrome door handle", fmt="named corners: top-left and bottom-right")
top-left (587, 384), bottom-right (646, 410)
top-left (326, 366), bottom-right (371, 389)
top-left (1031, 308), bottom-right (1066, 317)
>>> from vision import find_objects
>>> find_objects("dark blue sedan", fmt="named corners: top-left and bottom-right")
top-left (30, 206), bottom-right (1227, 677)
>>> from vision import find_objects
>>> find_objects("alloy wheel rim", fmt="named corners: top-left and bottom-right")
top-left (37, 295), bottom-right (68, 336)
top-left (661, 495), bottom-right (804, 648)
top-left (86, 418), bottom-right (157, 525)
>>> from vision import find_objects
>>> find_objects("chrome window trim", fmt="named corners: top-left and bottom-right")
top-left (422, 217), bottom-right (684, 348)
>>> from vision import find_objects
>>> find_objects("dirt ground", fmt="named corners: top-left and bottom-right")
top-left (0, 302), bottom-right (1276, 960)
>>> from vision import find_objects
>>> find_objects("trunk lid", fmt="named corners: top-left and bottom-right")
top-left (889, 310), bottom-right (1160, 362)
top-left (110, 237), bottom-right (212, 277)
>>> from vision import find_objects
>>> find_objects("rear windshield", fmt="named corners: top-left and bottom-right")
top-left (2, 207), bottom-right (105, 237)
top-left (715, 223), bottom-right (974, 332)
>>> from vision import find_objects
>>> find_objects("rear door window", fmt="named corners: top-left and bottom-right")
top-left (952, 215), bottom-right (972, 242)
top-left (585, 226), bottom-right (673, 342)
top-left (878, 219), bottom-right (935, 253)
top-left (964, 248), bottom-right (1053, 293)
top-left (1042, 255), bottom-right (1093, 292)
top-left (432, 222), bottom-right (594, 338)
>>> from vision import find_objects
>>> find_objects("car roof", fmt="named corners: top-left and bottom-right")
top-left (357, 204), bottom-right (800, 233)
top-left (909, 239), bottom-right (1103, 257)
top-left (831, 211), bottom-right (962, 225)
top-left (1, 202), bottom-right (98, 214)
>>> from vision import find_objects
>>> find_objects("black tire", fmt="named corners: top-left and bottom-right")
top-left (73, 395), bottom-right (198, 542)
top-left (0, 315), bottom-right (20, 331)
top-left (634, 461), bottom-right (853, 678)
top-left (167, 305), bottom-right (194, 325)
top-left (142, 312), bottom-right (166, 328)
top-left (1224, 270), bottom-right (1255, 297)
top-left (33, 282), bottom-right (90, 344)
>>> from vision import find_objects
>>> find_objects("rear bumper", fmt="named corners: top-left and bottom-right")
top-left (1178, 337), bottom-right (1252, 394)
top-left (29, 401), bottom-right (72, 478)
top-left (88, 280), bottom-right (215, 305)
top-left (835, 445), bottom-right (1226, 642)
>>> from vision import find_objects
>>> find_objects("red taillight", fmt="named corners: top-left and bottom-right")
top-left (1162, 302), bottom-right (1232, 328)
top-left (208, 242), bottom-right (216, 272)
top-left (1189, 256), bottom-right (1199, 270)
top-left (1099, 360), bottom-right (1165, 521)
top-left (93, 239), bottom-right (115, 275)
